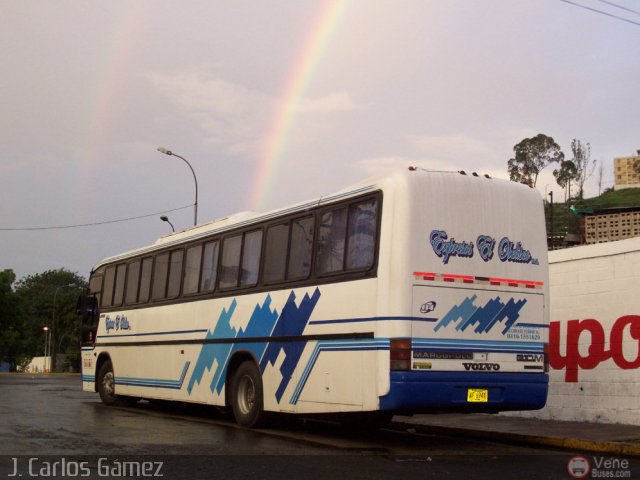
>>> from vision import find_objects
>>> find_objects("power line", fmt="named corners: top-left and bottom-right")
top-left (597, 0), bottom-right (640, 17)
top-left (0, 204), bottom-right (193, 231)
top-left (559, 0), bottom-right (640, 26)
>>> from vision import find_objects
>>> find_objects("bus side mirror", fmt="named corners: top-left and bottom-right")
top-left (76, 294), bottom-right (98, 319)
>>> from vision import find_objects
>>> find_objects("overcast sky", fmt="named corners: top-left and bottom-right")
top-left (1, 0), bottom-right (639, 281)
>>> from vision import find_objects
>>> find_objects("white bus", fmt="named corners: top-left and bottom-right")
top-left (79, 168), bottom-right (549, 427)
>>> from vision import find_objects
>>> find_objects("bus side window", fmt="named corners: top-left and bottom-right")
top-left (101, 266), bottom-right (116, 307)
top-left (288, 216), bottom-right (314, 281)
top-left (220, 235), bottom-right (242, 289)
top-left (184, 244), bottom-right (203, 295)
top-left (125, 260), bottom-right (141, 305)
top-left (152, 252), bottom-right (170, 300)
top-left (240, 230), bottom-right (262, 287)
top-left (89, 269), bottom-right (104, 307)
top-left (138, 257), bottom-right (153, 303)
top-left (166, 249), bottom-right (184, 299)
top-left (200, 241), bottom-right (219, 293)
top-left (112, 264), bottom-right (126, 306)
top-left (263, 223), bottom-right (289, 284)
top-left (346, 198), bottom-right (378, 270)
top-left (316, 208), bottom-right (348, 275)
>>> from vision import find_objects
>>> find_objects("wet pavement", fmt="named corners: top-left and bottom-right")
top-left (1, 374), bottom-right (638, 479)
top-left (393, 413), bottom-right (640, 456)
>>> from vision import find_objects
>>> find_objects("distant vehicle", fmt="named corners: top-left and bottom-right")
top-left (78, 168), bottom-right (549, 427)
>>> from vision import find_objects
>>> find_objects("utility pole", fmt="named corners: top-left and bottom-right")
top-left (548, 191), bottom-right (554, 250)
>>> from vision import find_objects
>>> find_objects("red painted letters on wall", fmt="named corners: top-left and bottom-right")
top-left (549, 315), bottom-right (640, 382)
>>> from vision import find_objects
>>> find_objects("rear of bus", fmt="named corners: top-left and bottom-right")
top-left (380, 169), bottom-right (549, 413)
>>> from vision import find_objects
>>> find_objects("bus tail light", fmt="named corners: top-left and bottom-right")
top-left (390, 338), bottom-right (412, 371)
top-left (543, 342), bottom-right (549, 373)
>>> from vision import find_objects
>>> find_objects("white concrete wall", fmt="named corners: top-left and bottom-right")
top-left (511, 237), bottom-right (640, 425)
top-left (19, 356), bottom-right (51, 373)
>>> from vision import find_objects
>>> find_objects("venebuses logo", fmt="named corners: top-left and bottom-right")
top-left (567, 456), bottom-right (590, 479)
top-left (567, 456), bottom-right (633, 479)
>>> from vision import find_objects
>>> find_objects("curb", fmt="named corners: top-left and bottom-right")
top-left (0, 372), bottom-right (80, 376)
top-left (391, 420), bottom-right (640, 457)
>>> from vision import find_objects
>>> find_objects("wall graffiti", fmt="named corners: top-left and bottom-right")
top-left (549, 315), bottom-right (640, 382)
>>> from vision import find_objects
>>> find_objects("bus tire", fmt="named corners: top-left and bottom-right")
top-left (231, 361), bottom-right (264, 428)
top-left (97, 359), bottom-right (138, 406)
top-left (97, 360), bottom-right (119, 406)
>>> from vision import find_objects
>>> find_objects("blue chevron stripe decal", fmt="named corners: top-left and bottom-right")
top-left (290, 338), bottom-right (389, 405)
top-left (434, 295), bottom-right (527, 335)
top-left (115, 361), bottom-right (191, 389)
top-left (186, 288), bottom-right (321, 403)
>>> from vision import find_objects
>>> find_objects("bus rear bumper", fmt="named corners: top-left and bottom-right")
top-left (380, 371), bottom-right (548, 413)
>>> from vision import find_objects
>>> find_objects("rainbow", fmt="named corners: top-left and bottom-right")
top-left (248, 0), bottom-right (351, 211)
top-left (83, 2), bottom-right (146, 164)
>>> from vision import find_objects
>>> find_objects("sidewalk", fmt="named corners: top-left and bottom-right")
top-left (392, 414), bottom-right (640, 456)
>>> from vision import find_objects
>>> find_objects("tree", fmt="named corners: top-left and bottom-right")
top-left (0, 269), bottom-right (26, 371)
top-left (595, 159), bottom-right (605, 196)
top-left (508, 134), bottom-right (564, 187)
top-left (570, 139), bottom-right (595, 200)
top-left (14, 269), bottom-right (87, 372)
top-left (553, 160), bottom-right (578, 202)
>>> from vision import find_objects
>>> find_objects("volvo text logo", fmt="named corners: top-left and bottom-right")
top-left (463, 363), bottom-right (500, 371)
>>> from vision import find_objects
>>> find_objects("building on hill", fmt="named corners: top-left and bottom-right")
top-left (582, 206), bottom-right (640, 244)
top-left (614, 150), bottom-right (640, 190)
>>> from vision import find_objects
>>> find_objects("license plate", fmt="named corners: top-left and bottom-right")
top-left (467, 388), bottom-right (488, 402)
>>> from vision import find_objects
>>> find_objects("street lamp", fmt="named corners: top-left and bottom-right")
top-left (548, 191), bottom-right (554, 250)
top-left (157, 147), bottom-right (198, 226)
top-left (51, 283), bottom-right (77, 372)
top-left (42, 327), bottom-right (49, 373)
top-left (160, 215), bottom-right (175, 232)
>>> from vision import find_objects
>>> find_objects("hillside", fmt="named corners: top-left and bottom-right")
top-left (574, 187), bottom-right (640, 210)
top-left (544, 188), bottom-right (640, 246)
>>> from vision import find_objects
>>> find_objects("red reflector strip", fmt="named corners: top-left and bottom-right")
top-left (413, 272), bottom-right (543, 289)
top-left (489, 277), bottom-right (544, 288)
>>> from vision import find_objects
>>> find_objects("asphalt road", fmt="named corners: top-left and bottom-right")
top-left (0, 375), bottom-right (633, 479)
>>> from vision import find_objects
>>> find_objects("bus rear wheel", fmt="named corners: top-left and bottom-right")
top-left (231, 361), bottom-right (264, 428)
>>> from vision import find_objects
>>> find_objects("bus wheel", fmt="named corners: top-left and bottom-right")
top-left (97, 360), bottom-right (137, 406)
top-left (97, 360), bottom-right (119, 405)
top-left (231, 362), bottom-right (264, 428)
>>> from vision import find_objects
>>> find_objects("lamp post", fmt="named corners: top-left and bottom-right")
top-left (160, 215), bottom-right (175, 232)
top-left (42, 327), bottom-right (49, 373)
top-left (51, 283), bottom-right (77, 372)
top-left (157, 147), bottom-right (198, 226)
top-left (548, 191), bottom-right (554, 250)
